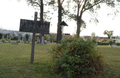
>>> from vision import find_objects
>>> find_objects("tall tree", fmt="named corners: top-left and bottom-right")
top-left (103, 30), bottom-right (113, 39)
top-left (48, 0), bottom-right (66, 43)
top-left (57, 0), bottom-right (64, 43)
top-left (68, 0), bottom-right (119, 37)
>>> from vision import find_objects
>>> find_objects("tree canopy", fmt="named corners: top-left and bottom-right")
top-left (103, 30), bottom-right (113, 39)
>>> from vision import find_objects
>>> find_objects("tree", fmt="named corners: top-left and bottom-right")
top-left (67, 0), bottom-right (119, 37)
top-left (48, 0), bottom-right (66, 43)
top-left (103, 30), bottom-right (113, 39)
top-left (91, 32), bottom-right (95, 37)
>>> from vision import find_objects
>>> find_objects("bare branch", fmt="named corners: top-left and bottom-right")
top-left (83, 0), bottom-right (103, 12)
top-left (27, 0), bottom-right (41, 7)
top-left (61, 0), bottom-right (65, 5)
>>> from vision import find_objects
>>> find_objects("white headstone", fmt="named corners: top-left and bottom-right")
top-left (0, 41), bottom-right (2, 44)
top-left (9, 36), bottom-right (11, 43)
top-left (41, 36), bottom-right (44, 45)
top-left (24, 37), bottom-right (26, 43)
top-left (2, 34), bottom-right (4, 39)
top-left (28, 37), bottom-right (31, 43)
top-left (37, 37), bottom-right (40, 43)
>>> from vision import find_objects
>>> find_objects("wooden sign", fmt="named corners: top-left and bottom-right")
top-left (19, 19), bottom-right (50, 34)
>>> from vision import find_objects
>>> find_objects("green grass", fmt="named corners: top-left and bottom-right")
top-left (0, 43), bottom-right (120, 78)
top-left (97, 46), bottom-right (120, 78)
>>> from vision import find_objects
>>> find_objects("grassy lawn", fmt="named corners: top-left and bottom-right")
top-left (0, 43), bottom-right (120, 78)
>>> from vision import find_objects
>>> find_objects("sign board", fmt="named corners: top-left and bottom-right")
top-left (19, 19), bottom-right (50, 34)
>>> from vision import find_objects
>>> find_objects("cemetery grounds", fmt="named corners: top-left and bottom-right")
top-left (0, 42), bottom-right (120, 78)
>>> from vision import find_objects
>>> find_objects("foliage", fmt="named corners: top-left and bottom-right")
top-left (16, 40), bottom-right (20, 43)
top-left (11, 36), bottom-right (18, 40)
top-left (25, 34), bottom-right (29, 40)
top-left (103, 30), bottom-right (113, 39)
top-left (1, 38), bottom-right (9, 43)
top-left (0, 43), bottom-right (120, 78)
top-left (50, 36), bottom-right (104, 78)
top-left (44, 35), bottom-right (48, 40)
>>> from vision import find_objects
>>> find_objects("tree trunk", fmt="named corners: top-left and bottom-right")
top-left (76, 5), bottom-right (83, 37)
top-left (57, 0), bottom-right (62, 43)
top-left (40, 0), bottom-right (44, 45)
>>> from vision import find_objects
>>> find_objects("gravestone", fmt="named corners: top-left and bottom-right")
top-left (18, 35), bottom-right (21, 41)
top-left (12, 42), bottom-right (18, 45)
top-left (47, 40), bottom-right (50, 43)
top-left (28, 36), bottom-right (31, 43)
top-left (4, 41), bottom-right (8, 43)
top-left (24, 37), bottom-right (26, 43)
top-left (41, 36), bottom-right (44, 45)
top-left (9, 36), bottom-right (11, 43)
top-left (111, 45), bottom-right (117, 48)
top-left (2, 34), bottom-right (4, 39)
top-left (37, 37), bottom-right (40, 43)
top-left (7, 35), bottom-right (8, 40)
top-left (0, 41), bottom-right (2, 44)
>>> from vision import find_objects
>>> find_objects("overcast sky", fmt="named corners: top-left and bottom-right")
top-left (0, 0), bottom-right (120, 37)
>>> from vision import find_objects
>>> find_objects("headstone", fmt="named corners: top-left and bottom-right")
top-left (41, 36), bottom-right (44, 45)
top-left (12, 42), bottom-right (18, 45)
top-left (28, 37), bottom-right (31, 43)
top-left (18, 35), bottom-right (21, 41)
top-left (24, 37), bottom-right (26, 43)
top-left (2, 34), bottom-right (4, 39)
top-left (9, 37), bottom-right (11, 43)
top-left (7, 35), bottom-right (8, 40)
top-left (47, 40), bottom-right (50, 43)
top-left (37, 37), bottom-right (40, 43)
top-left (111, 45), bottom-right (117, 48)
top-left (0, 41), bottom-right (2, 44)
top-left (4, 41), bottom-right (8, 43)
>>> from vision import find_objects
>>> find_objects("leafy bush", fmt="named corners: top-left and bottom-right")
top-left (16, 40), bottom-right (20, 43)
top-left (50, 36), bottom-right (104, 78)
top-left (11, 36), bottom-right (18, 40)
top-left (25, 34), bottom-right (29, 40)
top-left (1, 38), bottom-right (8, 43)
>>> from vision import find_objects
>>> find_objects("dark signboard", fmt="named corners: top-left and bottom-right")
top-left (19, 19), bottom-right (50, 34)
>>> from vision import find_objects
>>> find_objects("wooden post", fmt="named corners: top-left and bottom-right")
top-left (30, 12), bottom-right (37, 64)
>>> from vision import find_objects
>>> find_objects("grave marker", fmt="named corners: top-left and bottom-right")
top-left (9, 36), bottom-right (11, 43)
top-left (111, 45), bottom-right (117, 48)
top-left (0, 41), bottom-right (2, 44)
top-left (12, 42), bottom-right (18, 45)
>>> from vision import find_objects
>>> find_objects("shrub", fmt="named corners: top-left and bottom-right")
top-left (50, 36), bottom-right (104, 78)
top-left (11, 36), bottom-right (18, 40)
top-left (2, 38), bottom-right (8, 43)
top-left (25, 34), bottom-right (29, 40)
top-left (16, 40), bottom-right (20, 43)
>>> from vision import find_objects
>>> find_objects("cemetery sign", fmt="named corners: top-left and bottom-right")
top-left (19, 19), bottom-right (50, 34)
top-left (19, 12), bottom-right (50, 64)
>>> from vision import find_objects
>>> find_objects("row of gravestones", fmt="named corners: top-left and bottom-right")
top-left (0, 36), bottom-right (50, 44)
top-left (36, 37), bottom-right (50, 43)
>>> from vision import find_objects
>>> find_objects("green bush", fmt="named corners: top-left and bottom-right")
top-left (16, 40), bottom-right (20, 43)
top-left (2, 38), bottom-right (8, 43)
top-left (50, 36), bottom-right (104, 78)
top-left (25, 34), bottom-right (29, 40)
